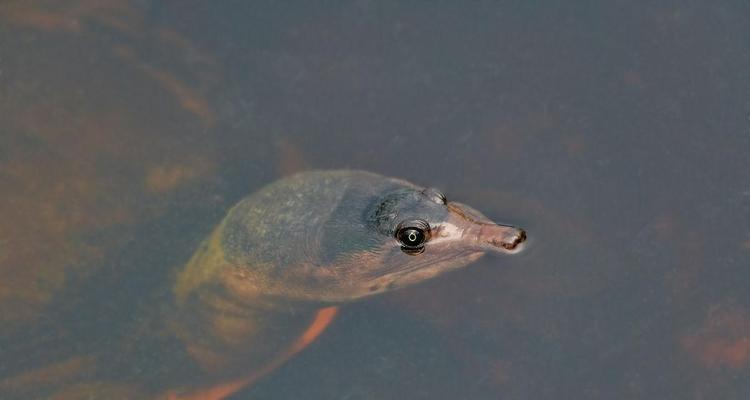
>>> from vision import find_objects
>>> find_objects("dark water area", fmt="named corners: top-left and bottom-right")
top-left (1, 1), bottom-right (749, 399)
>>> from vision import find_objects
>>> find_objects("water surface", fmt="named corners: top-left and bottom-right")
top-left (1, 1), bottom-right (749, 399)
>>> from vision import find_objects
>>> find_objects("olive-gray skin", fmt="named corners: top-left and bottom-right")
top-left (170, 169), bottom-right (525, 386)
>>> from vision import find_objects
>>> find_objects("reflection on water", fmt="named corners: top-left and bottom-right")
top-left (1, 1), bottom-right (749, 399)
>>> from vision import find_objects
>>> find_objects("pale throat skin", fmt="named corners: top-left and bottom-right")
top-left (171, 169), bottom-right (526, 375)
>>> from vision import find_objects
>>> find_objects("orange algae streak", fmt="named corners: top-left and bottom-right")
top-left (681, 307), bottom-right (750, 370)
top-left (167, 306), bottom-right (339, 400)
top-left (139, 66), bottom-right (216, 127)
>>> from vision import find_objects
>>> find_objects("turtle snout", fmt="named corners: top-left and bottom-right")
top-left (495, 227), bottom-right (526, 251)
top-left (480, 224), bottom-right (526, 253)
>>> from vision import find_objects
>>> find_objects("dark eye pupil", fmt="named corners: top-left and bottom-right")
top-left (394, 220), bottom-right (430, 255)
top-left (398, 228), bottom-right (425, 247)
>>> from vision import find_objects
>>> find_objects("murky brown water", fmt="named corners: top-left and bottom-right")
top-left (1, 1), bottom-right (749, 399)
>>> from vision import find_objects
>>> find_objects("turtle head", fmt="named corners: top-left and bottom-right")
top-left (212, 171), bottom-right (526, 305)
top-left (315, 184), bottom-right (527, 301)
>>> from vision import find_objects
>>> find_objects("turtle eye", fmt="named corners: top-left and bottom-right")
top-left (422, 188), bottom-right (447, 205)
top-left (395, 220), bottom-right (430, 255)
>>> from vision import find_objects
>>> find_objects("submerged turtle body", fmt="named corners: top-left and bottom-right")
top-left (0, 1), bottom-right (224, 336)
top-left (2, 170), bottom-right (526, 399)
top-left (168, 170), bottom-right (526, 398)
top-left (0, 5), bottom-right (525, 399)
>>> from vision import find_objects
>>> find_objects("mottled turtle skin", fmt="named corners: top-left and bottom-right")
top-left (178, 170), bottom-right (525, 302)
top-left (168, 170), bottom-right (526, 397)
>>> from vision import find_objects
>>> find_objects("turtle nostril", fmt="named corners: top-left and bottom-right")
top-left (477, 224), bottom-right (527, 253)
top-left (501, 229), bottom-right (526, 250)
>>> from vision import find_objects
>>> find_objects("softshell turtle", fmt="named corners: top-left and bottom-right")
top-left (165, 169), bottom-right (526, 398)
top-left (1, 170), bottom-right (526, 399)
top-left (0, 4), bottom-right (522, 399)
